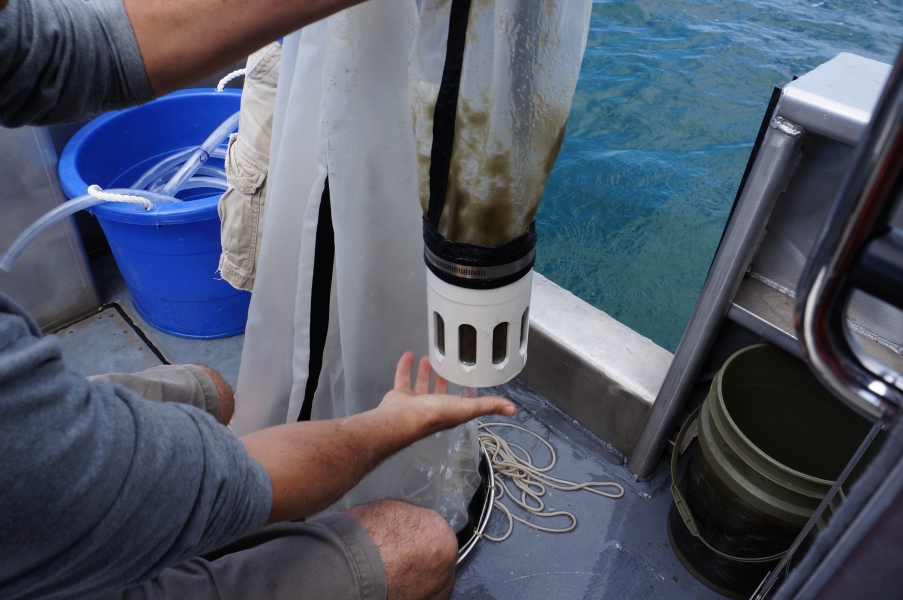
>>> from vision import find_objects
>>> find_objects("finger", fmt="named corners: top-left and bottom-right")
top-left (473, 395), bottom-right (516, 418)
top-left (444, 394), bottom-right (517, 423)
top-left (434, 373), bottom-right (448, 395)
top-left (394, 351), bottom-right (415, 390)
top-left (422, 394), bottom-right (517, 432)
top-left (414, 356), bottom-right (432, 395)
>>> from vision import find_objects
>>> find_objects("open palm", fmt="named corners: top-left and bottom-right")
top-left (380, 352), bottom-right (516, 434)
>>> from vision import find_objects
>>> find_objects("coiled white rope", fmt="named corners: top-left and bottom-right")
top-left (477, 421), bottom-right (625, 542)
top-left (87, 185), bottom-right (153, 210)
top-left (216, 68), bottom-right (247, 92)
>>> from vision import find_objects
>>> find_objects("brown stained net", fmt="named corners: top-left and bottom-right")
top-left (414, 95), bottom-right (437, 216)
top-left (440, 99), bottom-right (516, 245)
top-left (415, 0), bottom-right (579, 246)
top-left (434, 98), bottom-right (568, 246)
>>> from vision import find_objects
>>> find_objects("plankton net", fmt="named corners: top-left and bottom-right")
top-left (233, 0), bottom-right (590, 536)
top-left (412, 0), bottom-right (591, 387)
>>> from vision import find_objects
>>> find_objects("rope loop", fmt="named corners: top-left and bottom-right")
top-left (216, 68), bottom-right (247, 92)
top-left (87, 185), bottom-right (153, 210)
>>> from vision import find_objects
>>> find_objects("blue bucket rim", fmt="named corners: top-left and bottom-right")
top-left (59, 88), bottom-right (241, 225)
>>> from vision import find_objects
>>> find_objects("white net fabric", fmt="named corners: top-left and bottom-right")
top-left (233, 0), bottom-right (590, 530)
top-left (232, 3), bottom-right (482, 529)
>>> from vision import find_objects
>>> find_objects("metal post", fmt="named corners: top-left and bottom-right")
top-left (627, 118), bottom-right (805, 479)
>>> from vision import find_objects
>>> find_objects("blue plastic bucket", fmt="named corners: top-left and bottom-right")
top-left (59, 89), bottom-right (250, 339)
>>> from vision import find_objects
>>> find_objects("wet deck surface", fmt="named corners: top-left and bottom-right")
top-left (455, 381), bottom-right (722, 600)
top-left (58, 252), bottom-right (722, 600)
top-left (58, 253), bottom-right (244, 388)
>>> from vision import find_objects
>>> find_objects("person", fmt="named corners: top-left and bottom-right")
top-left (0, 0), bottom-right (516, 599)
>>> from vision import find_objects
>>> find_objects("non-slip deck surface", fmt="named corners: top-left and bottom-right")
top-left (58, 253), bottom-right (244, 388)
top-left (454, 381), bottom-right (722, 600)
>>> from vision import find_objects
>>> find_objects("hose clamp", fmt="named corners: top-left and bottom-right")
top-left (424, 246), bottom-right (535, 281)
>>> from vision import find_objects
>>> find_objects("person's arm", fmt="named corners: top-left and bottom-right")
top-left (0, 294), bottom-right (272, 598)
top-left (0, 0), bottom-right (366, 128)
top-left (242, 351), bottom-right (516, 524)
top-left (122, 0), bottom-right (363, 97)
top-left (0, 0), bottom-right (159, 127)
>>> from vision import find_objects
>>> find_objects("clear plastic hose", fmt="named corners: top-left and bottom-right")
top-left (0, 189), bottom-right (179, 272)
top-left (159, 112), bottom-right (239, 197)
top-left (177, 177), bottom-right (228, 192)
top-left (131, 145), bottom-right (228, 190)
top-left (2, 116), bottom-right (238, 271)
top-left (148, 165), bottom-right (227, 193)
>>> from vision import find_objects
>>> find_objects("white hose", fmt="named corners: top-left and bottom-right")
top-left (0, 187), bottom-right (180, 272)
top-left (476, 421), bottom-right (625, 543)
top-left (158, 112), bottom-right (239, 197)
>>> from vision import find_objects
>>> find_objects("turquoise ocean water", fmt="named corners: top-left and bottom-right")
top-left (536, 0), bottom-right (903, 352)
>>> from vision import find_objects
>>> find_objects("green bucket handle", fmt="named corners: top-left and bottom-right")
top-left (670, 405), bottom-right (788, 564)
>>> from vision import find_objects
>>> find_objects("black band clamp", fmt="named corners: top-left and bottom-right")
top-left (424, 246), bottom-right (535, 281)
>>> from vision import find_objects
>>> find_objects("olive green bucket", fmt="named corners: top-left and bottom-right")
top-left (667, 344), bottom-right (872, 599)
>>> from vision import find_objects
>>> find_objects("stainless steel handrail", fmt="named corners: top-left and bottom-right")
top-left (752, 43), bottom-right (903, 600)
top-left (793, 45), bottom-right (903, 423)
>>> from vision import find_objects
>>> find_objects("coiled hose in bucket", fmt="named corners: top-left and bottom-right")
top-left (131, 145), bottom-right (227, 190)
top-left (158, 112), bottom-right (239, 197)
top-left (0, 112), bottom-right (239, 271)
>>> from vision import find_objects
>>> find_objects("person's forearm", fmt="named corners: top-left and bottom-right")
top-left (122, 0), bottom-right (363, 96)
top-left (241, 403), bottom-right (437, 524)
top-left (243, 353), bottom-right (515, 524)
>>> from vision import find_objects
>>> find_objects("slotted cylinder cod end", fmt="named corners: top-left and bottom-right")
top-left (426, 269), bottom-right (532, 388)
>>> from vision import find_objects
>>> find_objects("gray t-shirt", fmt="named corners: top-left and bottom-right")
top-left (0, 292), bottom-right (273, 599)
top-left (0, 3), bottom-right (273, 598)
top-left (0, 0), bottom-right (154, 127)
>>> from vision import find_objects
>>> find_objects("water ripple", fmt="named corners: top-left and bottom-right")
top-left (537, 0), bottom-right (903, 351)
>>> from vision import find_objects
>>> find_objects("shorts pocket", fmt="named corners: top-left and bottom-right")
top-left (218, 135), bottom-right (268, 291)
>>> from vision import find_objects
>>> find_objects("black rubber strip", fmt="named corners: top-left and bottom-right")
top-left (298, 178), bottom-right (335, 422)
top-left (424, 217), bottom-right (536, 267)
top-left (107, 302), bottom-right (172, 365)
top-left (427, 0), bottom-right (472, 227)
top-left (423, 217), bottom-right (536, 289)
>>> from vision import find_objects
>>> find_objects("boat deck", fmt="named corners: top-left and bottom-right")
top-left (458, 380), bottom-right (720, 600)
top-left (57, 252), bottom-right (721, 600)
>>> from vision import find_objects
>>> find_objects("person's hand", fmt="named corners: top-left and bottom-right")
top-left (378, 351), bottom-right (516, 434)
top-left (245, 352), bottom-right (515, 524)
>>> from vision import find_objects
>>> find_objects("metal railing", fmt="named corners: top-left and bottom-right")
top-left (754, 42), bottom-right (903, 600)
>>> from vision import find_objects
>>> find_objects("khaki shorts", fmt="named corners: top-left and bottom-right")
top-left (217, 42), bottom-right (282, 292)
top-left (91, 511), bottom-right (388, 600)
top-left (86, 363), bottom-right (388, 599)
top-left (88, 364), bottom-right (220, 420)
